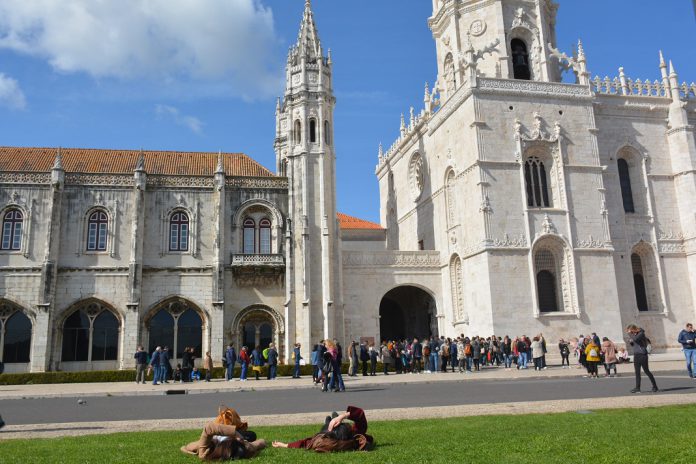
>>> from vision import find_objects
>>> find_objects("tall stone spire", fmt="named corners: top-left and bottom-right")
top-left (294, 0), bottom-right (321, 62)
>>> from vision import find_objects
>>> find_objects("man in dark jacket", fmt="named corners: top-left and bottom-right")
top-left (677, 323), bottom-right (696, 378)
top-left (267, 343), bottom-right (279, 380)
top-left (359, 342), bottom-right (369, 376)
top-left (225, 344), bottom-right (236, 381)
top-left (160, 346), bottom-right (171, 383)
top-left (627, 324), bottom-right (659, 393)
top-left (134, 346), bottom-right (148, 384)
top-left (150, 346), bottom-right (161, 385)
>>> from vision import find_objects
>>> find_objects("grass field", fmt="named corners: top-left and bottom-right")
top-left (1, 404), bottom-right (694, 463)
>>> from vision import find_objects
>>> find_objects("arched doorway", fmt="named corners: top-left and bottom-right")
top-left (146, 298), bottom-right (205, 360)
top-left (232, 306), bottom-right (284, 354)
top-left (379, 286), bottom-right (437, 341)
top-left (0, 300), bottom-right (32, 364)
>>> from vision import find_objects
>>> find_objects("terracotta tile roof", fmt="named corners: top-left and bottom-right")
top-left (0, 147), bottom-right (275, 177)
top-left (337, 212), bottom-right (384, 230)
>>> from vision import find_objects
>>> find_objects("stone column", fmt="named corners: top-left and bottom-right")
top-left (33, 150), bottom-right (64, 372)
top-left (210, 153), bottom-right (226, 363)
top-left (122, 153), bottom-right (146, 369)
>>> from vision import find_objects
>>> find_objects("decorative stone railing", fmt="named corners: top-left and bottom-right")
top-left (591, 75), bottom-right (670, 97)
top-left (230, 254), bottom-right (285, 267)
top-left (342, 250), bottom-right (441, 268)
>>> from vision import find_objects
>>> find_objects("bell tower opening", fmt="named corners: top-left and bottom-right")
top-left (511, 39), bottom-right (531, 80)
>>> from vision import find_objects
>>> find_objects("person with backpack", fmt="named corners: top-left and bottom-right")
top-left (627, 324), bottom-right (659, 393)
top-left (411, 338), bottom-right (423, 373)
top-left (559, 339), bottom-right (570, 368)
top-left (251, 346), bottom-right (264, 381)
top-left (584, 338), bottom-right (601, 378)
top-left (266, 343), bottom-right (278, 380)
top-left (238, 346), bottom-right (250, 382)
top-left (225, 344), bottom-right (236, 382)
top-left (440, 339), bottom-right (450, 372)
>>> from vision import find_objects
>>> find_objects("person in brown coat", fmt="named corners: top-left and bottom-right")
top-left (204, 351), bottom-right (214, 382)
top-left (181, 408), bottom-right (266, 460)
top-left (601, 337), bottom-right (618, 377)
top-left (272, 406), bottom-right (374, 453)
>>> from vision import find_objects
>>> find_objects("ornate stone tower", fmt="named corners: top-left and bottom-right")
top-left (429, 0), bottom-right (561, 95)
top-left (275, 0), bottom-right (339, 359)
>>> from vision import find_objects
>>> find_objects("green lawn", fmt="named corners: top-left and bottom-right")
top-left (1, 404), bottom-right (694, 463)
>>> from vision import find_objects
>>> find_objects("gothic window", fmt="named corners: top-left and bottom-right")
top-left (61, 303), bottom-right (120, 363)
top-left (169, 212), bottom-right (189, 252)
top-left (87, 210), bottom-right (108, 251)
top-left (259, 219), bottom-right (272, 254)
top-left (630, 243), bottom-right (660, 312)
top-left (534, 249), bottom-right (560, 313)
top-left (525, 157), bottom-right (550, 208)
top-left (1, 209), bottom-right (23, 251)
top-left (618, 158), bottom-right (635, 213)
top-left (176, 309), bottom-right (203, 358)
top-left (324, 121), bottom-right (331, 145)
top-left (294, 120), bottom-right (302, 145)
top-left (2, 310), bottom-right (32, 363)
top-left (632, 254), bottom-right (648, 312)
top-left (511, 38), bottom-right (531, 80)
top-left (445, 170), bottom-right (456, 227)
top-left (309, 119), bottom-right (317, 143)
top-left (148, 310), bottom-right (174, 354)
top-left (147, 301), bottom-right (203, 358)
top-left (243, 219), bottom-right (256, 254)
top-left (444, 53), bottom-right (456, 94)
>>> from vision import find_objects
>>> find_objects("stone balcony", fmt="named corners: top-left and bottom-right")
top-left (230, 254), bottom-right (285, 287)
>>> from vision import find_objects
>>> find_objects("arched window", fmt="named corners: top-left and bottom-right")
top-left (147, 301), bottom-right (204, 359)
top-left (535, 249), bottom-right (559, 313)
top-left (87, 210), bottom-right (108, 251)
top-left (243, 218), bottom-right (256, 254)
top-left (632, 253), bottom-right (649, 312)
top-left (62, 310), bottom-right (91, 362)
top-left (1, 209), bottom-right (23, 251)
top-left (444, 53), bottom-right (456, 94)
top-left (91, 311), bottom-right (119, 361)
top-left (259, 219), bottom-right (272, 254)
top-left (618, 159), bottom-right (635, 213)
top-left (176, 309), bottom-right (202, 359)
top-left (511, 39), bottom-right (531, 80)
top-left (62, 303), bottom-right (120, 362)
top-left (445, 170), bottom-right (456, 227)
top-left (525, 157), bottom-right (550, 208)
top-left (324, 121), bottom-right (331, 145)
top-left (309, 119), bottom-right (317, 143)
top-left (169, 212), bottom-right (190, 252)
top-left (2, 310), bottom-right (32, 363)
top-left (294, 120), bottom-right (302, 145)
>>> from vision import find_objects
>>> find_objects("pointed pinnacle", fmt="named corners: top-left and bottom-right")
top-left (659, 50), bottom-right (666, 67)
top-left (669, 60), bottom-right (676, 76)
top-left (135, 149), bottom-right (145, 172)
top-left (577, 40), bottom-right (585, 58)
top-left (400, 113), bottom-right (406, 130)
top-left (216, 150), bottom-right (224, 174)
top-left (424, 82), bottom-right (430, 99)
top-left (53, 147), bottom-right (64, 170)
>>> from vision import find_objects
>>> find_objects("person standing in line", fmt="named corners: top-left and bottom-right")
top-left (531, 337), bottom-right (544, 371)
top-left (267, 343), bottom-right (278, 380)
top-left (539, 334), bottom-right (548, 369)
top-left (134, 345), bottom-right (148, 384)
top-left (204, 351), bottom-right (213, 382)
top-left (501, 336), bottom-right (512, 369)
top-left (359, 342), bottom-right (369, 376)
top-left (471, 337), bottom-right (481, 371)
top-left (558, 339), bottom-right (570, 368)
top-left (584, 338), bottom-right (601, 379)
top-left (601, 337), bottom-right (618, 377)
top-left (182, 347), bottom-right (194, 383)
top-left (348, 341), bottom-right (357, 377)
top-left (627, 324), bottom-right (659, 393)
top-left (292, 343), bottom-right (302, 379)
top-left (238, 346), bottom-right (250, 381)
top-left (456, 338), bottom-right (466, 373)
top-left (381, 341), bottom-right (392, 375)
top-left (225, 344), bottom-right (237, 382)
top-left (449, 338), bottom-right (458, 372)
top-left (160, 346), bottom-right (172, 383)
top-left (428, 337), bottom-right (439, 373)
top-left (150, 346), bottom-right (161, 385)
top-left (311, 344), bottom-right (320, 383)
top-left (411, 338), bottom-right (422, 373)
top-left (677, 323), bottom-right (696, 378)
top-left (251, 346), bottom-right (264, 381)
top-left (369, 343), bottom-right (378, 376)
top-left (439, 339), bottom-right (450, 373)
top-left (515, 337), bottom-right (527, 370)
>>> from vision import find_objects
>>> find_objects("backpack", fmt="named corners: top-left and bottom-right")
top-left (589, 348), bottom-right (598, 358)
top-left (464, 344), bottom-right (472, 356)
top-left (441, 344), bottom-right (450, 357)
top-left (423, 345), bottom-right (431, 357)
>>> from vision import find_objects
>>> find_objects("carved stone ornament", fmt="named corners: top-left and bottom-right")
top-left (542, 214), bottom-right (556, 234)
top-left (469, 19), bottom-right (486, 37)
top-left (576, 235), bottom-right (604, 249)
top-left (409, 154), bottom-right (425, 200)
top-left (491, 234), bottom-right (528, 248)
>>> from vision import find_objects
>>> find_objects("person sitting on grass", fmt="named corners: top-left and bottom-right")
top-left (272, 406), bottom-right (374, 452)
top-left (181, 407), bottom-right (266, 460)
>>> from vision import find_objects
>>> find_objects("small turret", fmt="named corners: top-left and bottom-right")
top-left (51, 147), bottom-right (64, 187)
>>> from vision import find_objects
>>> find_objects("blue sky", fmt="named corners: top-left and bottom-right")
top-left (0, 0), bottom-right (694, 223)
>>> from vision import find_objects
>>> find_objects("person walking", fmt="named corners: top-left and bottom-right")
top-left (678, 323), bottom-right (696, 378)
top-left (134, 345), bottom-right (148, 384)
top-left (267, 343), bottom-right (278, 380)
top-left (359, 342), bottom-right (369, 376)
top-left (601, 337), bottom-right (618, 377)
top-left (204, 351), bottom-right (213, 382)
top-left (627, 324), bottom-right (659, 393)
top-left (239, 346), bottom-right (250, 382)
top-left (584, 337), bottom-right (601, 378)
top-left (225, 343), bottom-right (237, 382)
top-left (150, 346), bottom-right (161, 385)
top-left (292, 343), bottom-right (302, 379)
top-left (369, 343), bottom-right (378, 376)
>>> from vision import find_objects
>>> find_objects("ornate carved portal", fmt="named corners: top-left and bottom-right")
top-left (232, 306), bottom-right (285, 357)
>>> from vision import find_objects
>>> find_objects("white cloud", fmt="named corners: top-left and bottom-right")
top-left (0, 72), bottom-right (26, 109)
top-left (0, 0), bottom-right (282, 99)
top-left (155, 104), bottom-right (203, 134)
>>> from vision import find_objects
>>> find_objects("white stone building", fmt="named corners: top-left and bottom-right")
top-left (1, 0), bottom-right (695, 373)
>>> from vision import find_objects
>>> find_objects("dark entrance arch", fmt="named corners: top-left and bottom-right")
top-left (379, 286), bottom-right (437, 342)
